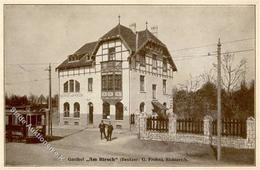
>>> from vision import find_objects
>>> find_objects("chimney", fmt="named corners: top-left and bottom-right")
top-left (151, 25), bottom-right (158, 37)
top-left (129, 23), bottom-right (136, 33)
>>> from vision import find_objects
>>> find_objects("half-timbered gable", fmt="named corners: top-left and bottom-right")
top-left (56, 23), bottom-right (177, 129)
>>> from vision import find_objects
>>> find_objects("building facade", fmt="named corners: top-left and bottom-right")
top-left (56, 23), bottom-right (177, 129)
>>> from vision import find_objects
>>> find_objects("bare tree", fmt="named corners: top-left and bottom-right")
top-left (200, 68), bottom-right (216, 84)
top-left (213, 52), bottom-right (247, 93)
top-left (178, 74), bottom-right (201, 92)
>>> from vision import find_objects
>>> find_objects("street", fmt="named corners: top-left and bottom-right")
top-left (5, 127), bottom-right (255, 166)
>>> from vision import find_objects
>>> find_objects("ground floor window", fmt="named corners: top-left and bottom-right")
top-left (64, 102), bottom-right (70, 117)
top-left (115, 102), bottom-right (123, 120)
top-left (74, 102), bottom-right (80, 117)
top-left (140, 102), bottom-right (145, 112)
top-left (103, 102), bottom-right (110, 119)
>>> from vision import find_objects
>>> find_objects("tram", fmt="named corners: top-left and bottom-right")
top-left (5, 106), bottom-right (46, 143)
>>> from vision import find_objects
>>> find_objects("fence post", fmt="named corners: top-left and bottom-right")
top-left (168, 113), bottom-right (177, 135)
top-left (204, 115), bottom-right (213, 144)
top-left (246, 116), bottom-right (255, 148)
top-left (138, 113), bottom-right (147, 139)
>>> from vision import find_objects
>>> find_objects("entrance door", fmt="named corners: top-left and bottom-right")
top-left (88, 102), bottom-right (93, 124)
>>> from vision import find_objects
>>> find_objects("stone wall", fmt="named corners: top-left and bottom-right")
top-left (136, 113), bottom-right (255, 149)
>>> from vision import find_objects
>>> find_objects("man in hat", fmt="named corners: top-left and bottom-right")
top-left (106, 121), bottom-right (113, 141)
top-left (98, 120), bottom-right (106, 140)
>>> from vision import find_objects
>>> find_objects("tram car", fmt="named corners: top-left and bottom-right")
top-left (5, 106), bottom-right (47, 143)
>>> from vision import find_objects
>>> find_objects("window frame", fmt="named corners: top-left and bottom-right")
top-left (88, 78), bottom-right (93, 92)
top-left (108, 47), bottom-right (116, 61)
top-left (152, 84), bottom-right (157, 99)
top-left (163, 79), bottom-right (167, 94)
top-left (64, 81), bottom-right (68, 93)
top-left (73, 102), bottom-right (80, 118)
top-left (69, 80), bottom-right (74, 92)
top-left (64, 102), bottom-right (70, 117)
top-left (140, 75), bottom-right (145, 92)
top-left (152, 55), bottom-right (157, 69)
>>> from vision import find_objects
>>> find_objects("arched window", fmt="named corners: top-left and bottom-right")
top-left (75, 80), bottom-right (80, 92)
top-left (74, 102), bottom-right (80, 118)
top-left (103, 102), bottom-right (110, 119)
top-left (69, 80), bottom-right (74, 92)
top-left (64, 81), bottom-right (68, 93)
top-left (64, 102), bottom-right (70, 117)
top-left (140, 102), bottom-right (145, 113)
top-left (116, 102), bottom-right (123, 120)
top-left (64, 80), bottom-right (80, 93)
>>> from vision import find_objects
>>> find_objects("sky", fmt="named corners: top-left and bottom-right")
top-left (4, 5), bottom-right (256, 96)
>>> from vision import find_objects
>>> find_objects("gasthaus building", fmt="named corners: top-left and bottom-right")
top-left (56, 23), bottom-right (177, 129)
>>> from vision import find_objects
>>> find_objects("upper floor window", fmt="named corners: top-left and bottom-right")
top-left (102, 75), bottom-right (108, 91)
top-left (163, 58), bottom-right (167, 72)
top-left (152, 84), bottom-right (157, 99)
top-left (74, 102), bottom-right (80, 118)
top-left (64, 102), bottom-right (70, 117)
top-left (152, 55), bottom-right (157, 69)
top-left (88, 78), bottom-right (93, 91)
top-left (140, 56), bottom-right (146, 66)
top-left (115, 75), bottom-right (122, 91)
top-left (75, 81), bottom-right (80, 92)
top-left (69, 80), bottom-right (74, 92)
top-left (64, 81), bottom-right (68, 93)
top-left (102, 74), bottom-right (122, 91)
top-left (108, 47), bottom-right (115, 60)
top-left (64, 80), bottom-right (80, 93)
top-left (140, 75), bottom-right (145, 92)
top-left (163, 79), bottom-right (166, 94)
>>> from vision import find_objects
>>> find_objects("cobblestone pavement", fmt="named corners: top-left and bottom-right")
top-left (5, 127), bottom-right (255, 166)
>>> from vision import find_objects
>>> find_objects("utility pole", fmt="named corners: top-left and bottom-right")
top-left (45, 63), bottom-right (52, 137)
top-left (217, 38), bottom-right (222, 161)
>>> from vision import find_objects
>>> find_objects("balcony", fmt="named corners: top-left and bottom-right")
top-left (101, 60), bottom-right (122, 73)
top-left (101, 91), bottom-right (122, 101)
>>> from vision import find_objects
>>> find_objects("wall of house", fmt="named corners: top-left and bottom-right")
top-left (59, 38), bottom-right (131, 129)
top-left (58, 68), bottom-right (102, 127)
top-left (129, 53), bottom-right (174, 116)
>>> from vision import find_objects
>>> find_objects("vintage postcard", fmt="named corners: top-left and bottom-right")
top-left (1, 2), bottom-right (258, 168)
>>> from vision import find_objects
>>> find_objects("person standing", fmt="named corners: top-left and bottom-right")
top-left (98, 120), bottom-right (106, 140)
top-left (107, 121), bottom-right (113, 141)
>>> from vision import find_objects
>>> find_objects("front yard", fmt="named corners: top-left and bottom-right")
top-left (5, 127), bottom-right (255, 166)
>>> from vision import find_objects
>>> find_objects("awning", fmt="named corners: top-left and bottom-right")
top-left (151, 101), bottom-right (168, 118)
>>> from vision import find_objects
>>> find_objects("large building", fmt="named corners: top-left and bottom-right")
top-left (56, 22), bottom-right (177, 129)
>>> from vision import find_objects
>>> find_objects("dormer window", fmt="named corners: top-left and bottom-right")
top-left (68, 54), bottom-right (80, 62)
top-left (86, 54), bottom-right (91, 61)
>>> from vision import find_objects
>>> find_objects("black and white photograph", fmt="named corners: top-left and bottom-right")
top-left (2, 2), bottom-right (258, 168)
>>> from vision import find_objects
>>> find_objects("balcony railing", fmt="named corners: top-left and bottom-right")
top-left (101, 60), bottom-right (122, 73)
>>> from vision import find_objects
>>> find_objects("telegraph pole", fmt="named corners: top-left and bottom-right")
top-left (217, 38), bottom-right (222, 161)
top-left (45, 63), bottom-right (52, 137)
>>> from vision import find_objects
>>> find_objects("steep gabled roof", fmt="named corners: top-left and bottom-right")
top-left (137, 29), bottom-right (165, 48)
top-left (74, 41), bottom-right (98, 56)
top-left (100, 24), bottom-right (136, 51)
top-left (56, 41), bottom-right (98, 70)
top-left (136, 29), bottom-right (177, 71)
top-left (56, 24), bottom-right (177, 71)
